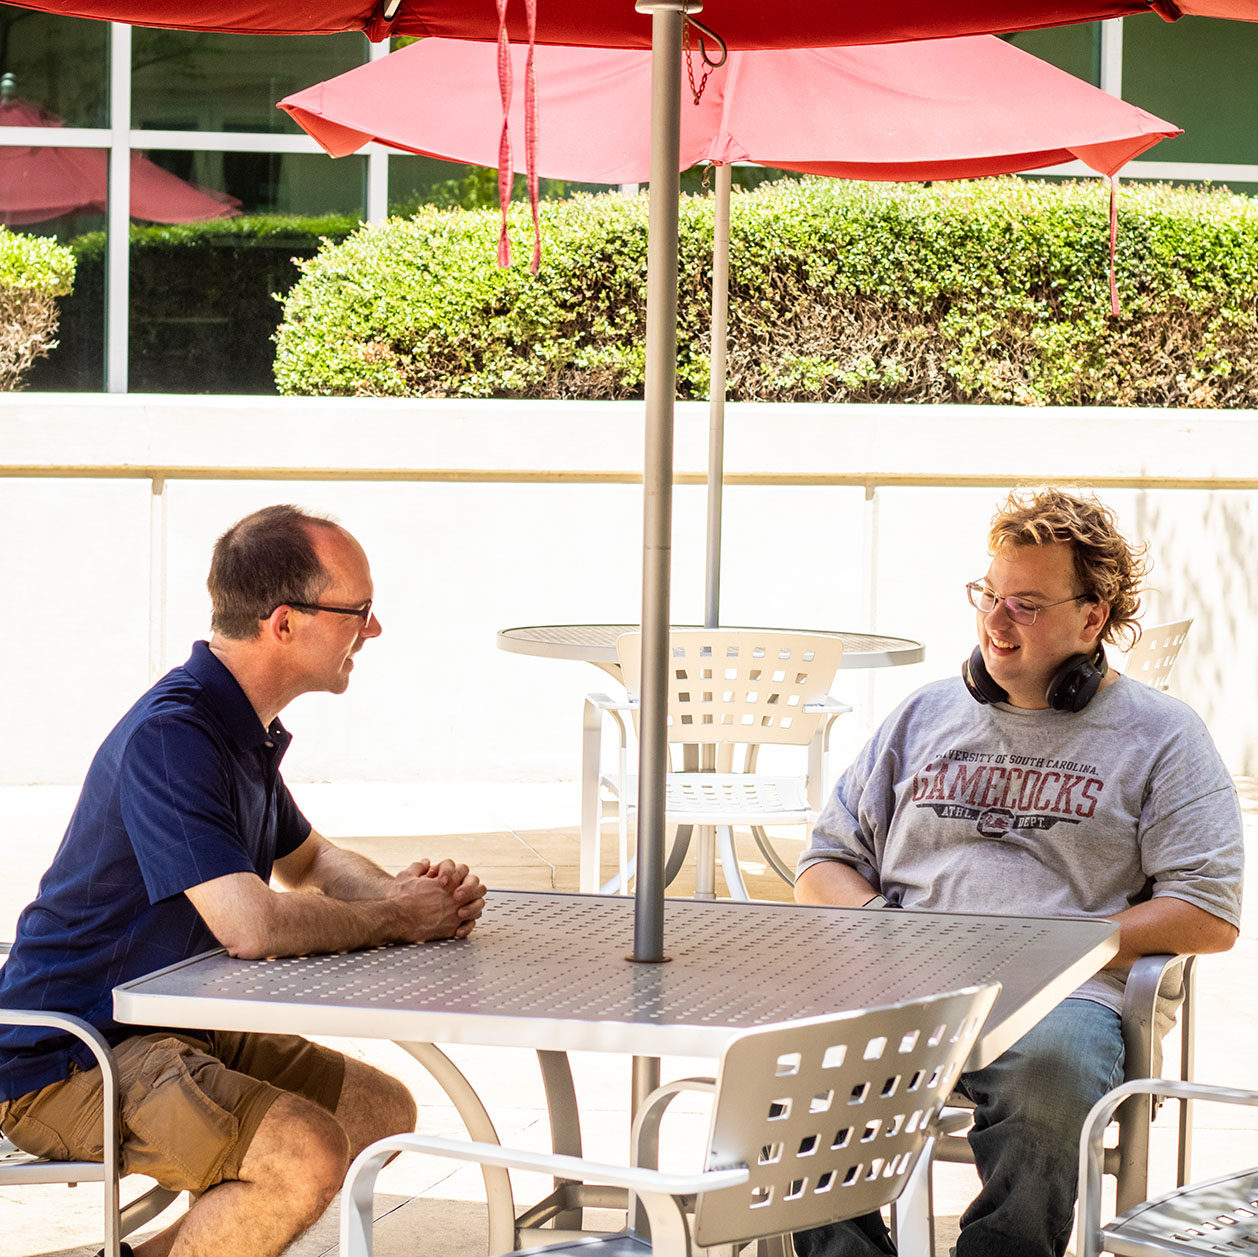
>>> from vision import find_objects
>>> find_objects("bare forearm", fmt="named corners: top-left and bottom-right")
top-left (294, 842), bottom-right (397, 901)
top-left (229, 886), bottom-right (407, 958)
top-left (794, 860), bottom-right (880, 907)
top-left (186, 866), bottom-right (483, 960)
top-left (1103, 895), bottom-right (1238, 970)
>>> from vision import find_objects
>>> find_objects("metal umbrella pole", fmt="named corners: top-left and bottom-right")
top-left (704, 160), bottom-right (732, 629)
top-left (632, 0), bottom-right (689, 965)
top-left (691, 161), bottom-right (732, 902)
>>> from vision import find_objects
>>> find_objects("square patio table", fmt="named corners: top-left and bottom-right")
top-left (113, 891), bottom-right (1116, 1250)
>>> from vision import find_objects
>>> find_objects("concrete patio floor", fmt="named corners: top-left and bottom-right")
top-left (1, 777), bottom-right (1254, 1257)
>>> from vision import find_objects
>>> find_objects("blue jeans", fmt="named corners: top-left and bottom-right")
top-left (792, 998), bottom-right (1125, 1257)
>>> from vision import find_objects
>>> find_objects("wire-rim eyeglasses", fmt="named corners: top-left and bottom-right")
top-left (965, 581), bottom-right (1090, 626)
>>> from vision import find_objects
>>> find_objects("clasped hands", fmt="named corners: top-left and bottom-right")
top-left (390, 858), bottom-right (487, 942)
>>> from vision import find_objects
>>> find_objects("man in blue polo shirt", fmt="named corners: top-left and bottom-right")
top-left (0, 504), bottom-right (487, 1257)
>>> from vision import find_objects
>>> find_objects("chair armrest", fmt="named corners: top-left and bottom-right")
top-left (1079, 1078), bottom-right (1258, 1257)
top-left (0, 1005), bottom-right (125, 1248)
top-left (1120, 953), bottom-right (1190, 1080)
top-left (0, 1007), bottom-right (118, 1090)
top-left (804, 694), bottom-right (853, 716)
top-left (354, 1131), bottom-right (746, 1195)
top-left (631, 1077), bottom-right (716, 1171)
top-left (584, 692), bottom-right (634, 745)
top-left (1088, 1078), bottom-right (1258, 1133)
top-left (340, 1132), bottom-right (748, 1257)
top-left (1112, 953), bottom-right (1195, 1207)
top-left (581, 694), bottom-right (638, 894)
top-left (586, 692), bottom-right (636, 714)
top-left (804, 695), bottom-right (852, 808)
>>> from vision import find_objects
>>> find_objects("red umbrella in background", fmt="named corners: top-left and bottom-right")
top-left (280, 35), bottom-right (1177, 182)
top-left (280, 35), bottom-right (1180, 625)
top-left (0, 89), bottom-right (240, 226)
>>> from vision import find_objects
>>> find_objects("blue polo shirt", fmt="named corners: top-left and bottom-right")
top-left (0, 642), bottom-right (312, 1102)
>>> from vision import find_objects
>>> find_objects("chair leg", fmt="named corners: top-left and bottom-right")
top-left (580, 699), bottom-right (604, 895)
top-left (716, 827), bottom-right (751, 901)
top-left (121, 1186), bottom-right (181, 1238)
top-left (1113, 1091), bottom-right (1152, 1215)
top-left (663, 825), bottom-right (694, 886)
top-left (891, 1141), bottom-right (937, 1257)
top-left (600, 856), bottom-right (636, 896)
top-left (614, 826), bottom-right (697, 895)
top-left (536, 1050), bottom-right (584, 1232)
top-left (695, 825), bottom-right (718, 900)
top-left (748, 825), bottom-right (796, 884)
top-left (617, 743), bottom-right (630, 895)
top-left (1178, 956), bottom-right (1197, 1186)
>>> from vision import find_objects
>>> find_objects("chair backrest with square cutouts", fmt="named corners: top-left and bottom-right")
top-left (1121, 619), bottom-right (1192, 693)
top-left (616, 631), bottom-right (845, 750)
top-left (691, 983), bottom-right (999, 1247)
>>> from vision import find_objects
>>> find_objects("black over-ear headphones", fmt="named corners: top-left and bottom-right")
top-left (962, 645), bottom-right (1108, 713)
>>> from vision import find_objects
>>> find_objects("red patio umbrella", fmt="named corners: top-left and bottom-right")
top-left (0, 94), bottom-right (240, 225)
top-left (278, 35), bottom-right (1179, 624)
top-left (1, 0), bottom-right (1255, 44)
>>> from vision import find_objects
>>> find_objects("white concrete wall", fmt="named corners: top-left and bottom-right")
top-left (3, 394), bottom-right (1257, 797)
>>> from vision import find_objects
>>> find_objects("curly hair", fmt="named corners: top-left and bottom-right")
top-left (208, 504), bottom-right (339, 640)
top-left (988, 487), bottom-right (1149, 649)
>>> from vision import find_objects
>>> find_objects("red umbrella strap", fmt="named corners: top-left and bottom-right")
top-left (1108, 175), bottom-right (1120, 318)
top-left (495, 0), bottom-right (515, 266)
top-left (525, 0), bottom-right (540, 273)
top-left (493, 0), bottom-right (540, 271)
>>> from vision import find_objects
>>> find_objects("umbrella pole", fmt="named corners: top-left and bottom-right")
top-left (704, 161), bottom-right (731, 630)
top-left (632, 0), bottom-right (688, 965)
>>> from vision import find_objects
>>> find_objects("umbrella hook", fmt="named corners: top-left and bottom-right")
top-left (683, 16), bottom-right (727, 105)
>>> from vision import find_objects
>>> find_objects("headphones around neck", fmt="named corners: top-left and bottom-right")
top-left (962, 644), bottom-right (1108, 713)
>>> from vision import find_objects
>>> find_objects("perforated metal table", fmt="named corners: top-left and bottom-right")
top-left (115, 890), bottom-right (1115, 1066)
top-left (114, 892), bottom-right (1115, 1249)
top-left (497, 624), bottom-right (925, 676)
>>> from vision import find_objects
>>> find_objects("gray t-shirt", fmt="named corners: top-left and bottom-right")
top-left (798, 673), bottom-right (1244, 1014)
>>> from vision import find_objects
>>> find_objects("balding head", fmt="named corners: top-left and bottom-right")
top-left (208, 504), bottom-right (341, 640)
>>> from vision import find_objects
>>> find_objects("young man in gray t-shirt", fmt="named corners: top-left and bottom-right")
top-left (794, 488), bottom-right (1243, 1257)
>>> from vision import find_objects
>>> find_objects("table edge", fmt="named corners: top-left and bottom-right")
top-left (496, 625), bottom-right (926, 669)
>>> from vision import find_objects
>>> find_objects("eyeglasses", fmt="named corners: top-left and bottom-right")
top-left (965, 581), bottom-right (1090, 626)
top-left (277, 599), bottom-right (373, 623)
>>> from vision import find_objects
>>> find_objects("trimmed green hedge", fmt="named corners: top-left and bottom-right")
top-left (273, 178), bottom-right (1258, 407)
top-left (27, 214), bottom-right (360, 393)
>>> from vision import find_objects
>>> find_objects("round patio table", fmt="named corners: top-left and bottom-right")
top-left (497, 622), bottom-right (925, 678)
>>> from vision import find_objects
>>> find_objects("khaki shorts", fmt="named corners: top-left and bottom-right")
top-left (0, 1030), bottom-right (345, 1194)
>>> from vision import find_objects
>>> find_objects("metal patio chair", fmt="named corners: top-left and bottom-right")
top-left (0, 947), bottom-right (179, 1257)
top-left (580, 629), bottom-right (848, 899)
top-left (1121, 619), bottom-right (1193, 692)
top-left (894, 953), bottom-right (1197, 1254)
top-left (340, 982), bottom-right (1000, 1257)
top-left (1078, 1078), bottom-right (1258, 1257)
